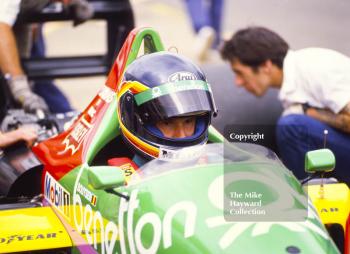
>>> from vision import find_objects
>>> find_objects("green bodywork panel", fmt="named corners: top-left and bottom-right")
top-left (88, 166), bottom-right (125, 189)
top-left (59, 155), bottom-right (339, 254)
top-left (126, 28), bottom-right (165, 66)
top-left (305, 149), bottom-right (335, 173)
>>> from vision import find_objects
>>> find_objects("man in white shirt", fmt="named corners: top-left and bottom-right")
top-left (220, 26), bottom-right (350, 182)
top-left (0, 0), bottom-right (49, 112)
top-left (0, 0), bottom-right (92, 113)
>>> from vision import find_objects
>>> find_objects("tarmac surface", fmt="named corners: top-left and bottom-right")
top-left (44, 0), bottom-right (350, 134)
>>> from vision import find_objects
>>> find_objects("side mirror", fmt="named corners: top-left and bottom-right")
top-left (88, 166), bottom-right (125, 190)
top-left (305, 148), bottom-right (335, 174)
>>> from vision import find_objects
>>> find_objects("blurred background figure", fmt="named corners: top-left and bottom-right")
top-left (220, 26), bottom-right (350, 182)
top-left (184, 0), bottom-right (223, 61)
top-left (0, 0), bottom-right (93, 113)
top-left (0, 0), bottom-right (49, 113)
top-left (30, 25), bottom-right (72, 113)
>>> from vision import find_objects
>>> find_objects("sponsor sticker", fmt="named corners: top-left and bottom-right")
top-left (135, 80), bottom-right (210, 105)
top-left (76, 183), bottom-right (97, 206)
top-left (61, 116), bottom-right (92, 155)
top-left (0, 233), bottom-right (59, 245)
top-left (168, 72), bottom-right (197, 82)
top-left (44, 172), bottom-right (71, 218)
top-left (159, 145), bottom-right (204, 162)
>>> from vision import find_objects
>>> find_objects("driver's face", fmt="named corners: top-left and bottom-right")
top-left (156, 117), bottom-right (196, 138)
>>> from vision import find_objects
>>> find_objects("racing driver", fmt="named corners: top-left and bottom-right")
top-left (108, 51), bottom-right (218, 172)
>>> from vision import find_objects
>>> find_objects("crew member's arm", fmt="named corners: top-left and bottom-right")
top-left (0, 127), bottom-right (37, 148)
top-left (0, 22), bottom-right (49, 112)
top-left (306, 102), bottom-right (350, 133)
top-left (0, 22), bottom-right (24, 76)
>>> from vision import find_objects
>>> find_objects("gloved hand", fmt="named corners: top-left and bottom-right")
top-left (6, 75), bottom-right (49, 113)
top-left (22, 93), bottom-right (49, 113)
top-left (67, 0), bottom-right (94, 26)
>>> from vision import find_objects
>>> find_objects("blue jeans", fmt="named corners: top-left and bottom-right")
top-left (31, 26), bottom-right (72, 113)
top-left (185, 0), bottom-right (223, 47)
top-left (276, 114), bottom-right (350, 183)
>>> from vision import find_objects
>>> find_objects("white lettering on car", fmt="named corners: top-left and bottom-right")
top-left (119, 190), bottom-right (197, 254)
top-left (73, 193), bottom-right (118, 254)
top-left (73, 184), bottom-right (197, 254)
top-left (61, 116), bottom-right (92, 155)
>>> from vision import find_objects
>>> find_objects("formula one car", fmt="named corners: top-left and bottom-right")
top-left (0, 28), bottom-right (340, 253)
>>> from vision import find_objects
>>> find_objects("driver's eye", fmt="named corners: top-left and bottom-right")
top-left (163, 120), bottom-right (170, 126)
top-left (185, 118), bottom-right (195, 124)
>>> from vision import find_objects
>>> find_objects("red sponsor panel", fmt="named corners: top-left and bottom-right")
top-left (33, 91), bottom-right (111, 181)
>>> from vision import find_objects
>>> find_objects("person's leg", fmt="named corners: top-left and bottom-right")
top-left (185, 0), bottom-right (210, 33)
top-left (13, 24), bottom-right (33, 59)
top-left (33, 83), bottom-right (72, 113)
top-left (31, 25), bottom-right (72, 113)
top-left (209, 0), bottom-right (223, 48)
top-left (276, 114), bottom-right (350, 182)
top-left (186, 0), bottom-right (216, 61)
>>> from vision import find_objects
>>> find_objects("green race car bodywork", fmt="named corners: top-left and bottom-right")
top-left (0, 27), bottom-right (340, 254)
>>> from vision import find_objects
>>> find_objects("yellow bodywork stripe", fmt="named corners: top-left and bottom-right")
top-left (307, 183), bottom-right (350, 229)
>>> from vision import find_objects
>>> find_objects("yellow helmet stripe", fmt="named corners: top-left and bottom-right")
top-left (117, 81), bottom-right (149, 99)
top-left (120, 120), bottom-right (159, 157)
top-left (116, 82), bottom-right (159, 158)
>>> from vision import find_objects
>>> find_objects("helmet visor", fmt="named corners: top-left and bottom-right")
top-left (134, 80), bottom-right (216, 123)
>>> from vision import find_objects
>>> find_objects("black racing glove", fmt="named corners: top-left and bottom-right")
top-left (6, 75), bottom-right (49, 113)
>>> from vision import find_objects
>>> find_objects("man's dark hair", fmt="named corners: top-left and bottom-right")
top-left (220, 27), bottom-right (289, 69)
